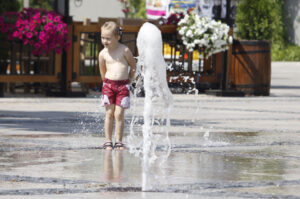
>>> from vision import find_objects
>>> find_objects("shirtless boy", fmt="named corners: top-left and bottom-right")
top-left (99, 21), bottom-right (136, 150)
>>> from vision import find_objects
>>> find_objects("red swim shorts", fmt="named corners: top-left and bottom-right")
top-left (101, 78), bottom-right (130, 109)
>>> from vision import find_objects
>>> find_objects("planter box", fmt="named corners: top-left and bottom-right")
top-left (229, 40), bottom-right (271, 96)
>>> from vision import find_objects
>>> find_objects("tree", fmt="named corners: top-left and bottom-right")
top-left (235, 0), bottom-right (284, 43)
top-left (120, 0), bottom-right (146, 19)
top-left (29, 0), bottom-right (55, 10)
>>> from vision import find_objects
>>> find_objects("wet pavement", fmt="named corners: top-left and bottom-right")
top-left (0, 62), bottom-right (300, 198)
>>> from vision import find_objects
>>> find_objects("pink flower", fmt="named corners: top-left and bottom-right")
top-left (47, 13), bottom-right (53, 21)
top-left (26, 32), bottom-right (33, 38)
top-left (34, 43), bottom-right (41, 49)
top-left (54, 16), bottom-right (61, 23)
top-left (39, 31), bottom-right (46, 39)
top-left (56, 23), bottom-right (63, 31)
top-left (12, 31), bottom-right (18, 37)
top-left (41, 16), bottom-right (46, 23)
top-left (33, 12), bottom-right (40, 20)
top-left (1, 8), bottom-right (70, 55)
top-left (44, 22), bottom-right (54, 31)
top-left (122, 7), bottom-right (130, 13)
top-left (29, 24), bottom-right (35, 31)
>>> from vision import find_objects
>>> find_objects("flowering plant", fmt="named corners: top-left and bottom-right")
top-left (178, 13), bottom-right (233, 58)
top-left (0, 8), bottom-right (70, 55)
top-left (119, 0), bottom-right (130, 18)
top-left (165, 12), bottom-right (184, 25)
top-left (0, 12), bottom-right (20, 40)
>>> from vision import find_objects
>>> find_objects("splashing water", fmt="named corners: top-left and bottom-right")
top-left (127, 22), bottom-right (173, 191)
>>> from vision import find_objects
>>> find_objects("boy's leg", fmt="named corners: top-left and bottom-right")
top-left (113, 150), bottom-right (123, 181)
top-left (103, 150), bottom-right (113, 180)
top-left (104, 105), bottom-right (115, 150)
top-left (114, 105), bottom-right (125, 149)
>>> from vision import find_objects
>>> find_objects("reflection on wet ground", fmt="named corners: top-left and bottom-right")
top-left (1, 130), bottom-right (300, 198)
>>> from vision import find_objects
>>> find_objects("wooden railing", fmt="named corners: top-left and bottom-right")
top-left (0, 17), bottom-right (233, 96)
top-left (70, 20), bottom-right (229, 91)
top-left (0, 40), bottom-right (61, 83)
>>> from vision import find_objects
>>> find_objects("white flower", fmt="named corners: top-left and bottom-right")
top-left (186, 30), bottom-right (193, 38)
top-left (179, 29), bottom-right (185, 35)
top-left (178, 14), bottom-right (231, 58)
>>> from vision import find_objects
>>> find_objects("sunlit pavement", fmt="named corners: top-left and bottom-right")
top-left (0, 62), bottom-right (300, 198)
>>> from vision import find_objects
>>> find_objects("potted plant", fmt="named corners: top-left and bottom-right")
top-left (230, 0), bottom-right (282, 96)
top-left (9, 8), bottom-right (70, 55)
top-left (0, 7), bottom-right (71, 95)
top-left (160, 12), bottom-right (232, 92)
top-left (178, 13), bottom-right (232, 58)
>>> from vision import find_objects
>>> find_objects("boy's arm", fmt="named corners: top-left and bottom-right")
top-left (124, 47), bottom-right (136, 83)
top-left (98, 51), bottom-right (106, 81)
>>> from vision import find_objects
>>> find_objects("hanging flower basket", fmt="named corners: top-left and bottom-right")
top-left (0, 8), bottom-right (70, 56)
top-left (178, 13), bottom-right (232, 58)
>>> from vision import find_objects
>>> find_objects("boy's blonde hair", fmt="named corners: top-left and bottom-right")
top-left (101, 21), bottom-right (121, 36)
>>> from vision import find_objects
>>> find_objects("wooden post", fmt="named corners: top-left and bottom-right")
top-left (66, 23), bottom-right (73, 92)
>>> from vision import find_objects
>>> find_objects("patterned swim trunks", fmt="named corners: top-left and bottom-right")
top-left (101, 78), bottom-right (130, 109)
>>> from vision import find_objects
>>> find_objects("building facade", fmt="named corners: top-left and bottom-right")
top-left (69, 0), bottom-right (124, 22)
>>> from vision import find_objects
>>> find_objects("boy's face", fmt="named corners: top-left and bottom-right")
top-left (101, 29), bottom-right (120, 50)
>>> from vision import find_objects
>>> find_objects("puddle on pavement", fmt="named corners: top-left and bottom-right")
top-left (1, 148), bottom-right (299, 184)
top-left (0, 131), bottom-right (300, 195)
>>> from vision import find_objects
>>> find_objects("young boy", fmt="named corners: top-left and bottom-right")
top-left (99, 21), bottom-right (136, 150)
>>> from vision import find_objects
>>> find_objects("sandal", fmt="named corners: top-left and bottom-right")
top-left (103, 141), bottom-right (113, 150)
top-left (114, 142), bottom-right (125, 150)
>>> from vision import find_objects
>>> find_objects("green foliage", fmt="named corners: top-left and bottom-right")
top-left (272, 43), bottom-right (300, 61)
top-left (29, 0), bottom-right (54, 10)
top-left (269, 0), bottom-right (300, 61)
top-left (272, 0), bottom-right (289, 45)
top-left (235, 0), bottom-right (283, 41)
top-left (235, 0), bottom-right (300, 61)
top-left (127, 0), bottom-right (146, 19)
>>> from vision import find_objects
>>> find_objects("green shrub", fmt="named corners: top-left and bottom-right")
top-left (272, 44), bottom-right (300, 61)
top-left (235, 0), bottom-right (300, 61)
top-left (269, 0), bottom-right (300, 61)
top-left (235, 0), bottom-right (283, 42)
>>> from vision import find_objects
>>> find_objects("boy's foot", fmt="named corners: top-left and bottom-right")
top-left (114, 142), bottom-right (125, 150)
top-left (103, 141), bottom-right (113, 150)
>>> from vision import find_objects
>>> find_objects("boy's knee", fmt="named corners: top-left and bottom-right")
top-left (106, 112), bottom-right (114, 119)
top-left (114, 111), bottom-right (123, 121)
